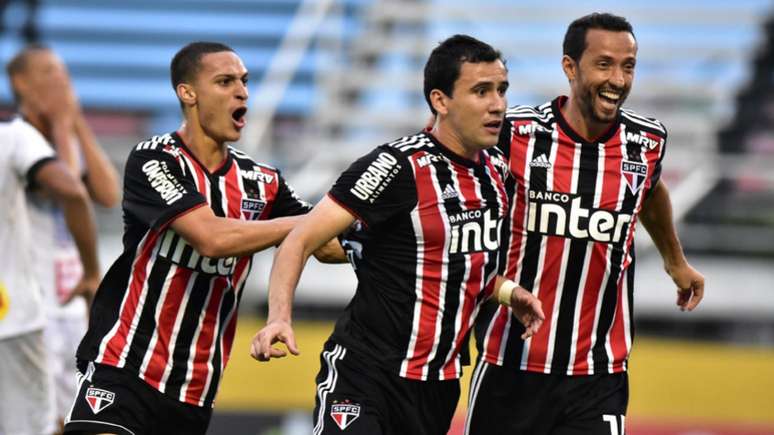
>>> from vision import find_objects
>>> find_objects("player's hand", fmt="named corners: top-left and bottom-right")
top-left (510, 286), bottom-right (545, 340)
top-left (63, 273), bottom-right (100, 308)
top-left (250, 319), bottom-right (300, 362)
top-left (667, 262), bottom-right (705, 311)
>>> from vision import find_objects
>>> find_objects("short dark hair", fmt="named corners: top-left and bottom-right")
top-left (423, 34), bottom-right (504, 115)
top-left (6, 43), bottom-right (50, 78)
top-left (170, 41), bottom-right (234, 90)
top-left (563, 13), bottom-right (635, 62)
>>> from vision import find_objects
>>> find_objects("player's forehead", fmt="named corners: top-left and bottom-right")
top-left (582, 29), bottom-right (637, 60)
top-left (196, 51), bottom-right (247, 79)
top-left (455, 60), bottom-right (508, 88)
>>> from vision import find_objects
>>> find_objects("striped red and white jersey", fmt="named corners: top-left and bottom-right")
top-left (476, 96), bottom-right (667, 376)
top-left (76, 132), bottom-right (310, 407)
top-left (331, 132), bottom-right (509, 381)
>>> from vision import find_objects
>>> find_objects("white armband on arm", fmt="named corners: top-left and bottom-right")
top-left (497, 279), bottom-right (518, 307)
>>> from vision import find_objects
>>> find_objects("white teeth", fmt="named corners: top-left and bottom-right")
top-left (600, 91), bottom-right (620, 101)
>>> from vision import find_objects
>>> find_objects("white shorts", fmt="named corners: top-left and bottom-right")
top-left (0, 330), bottom-right (57, 435)
top-left (44, 315), bottom-right (88, 420)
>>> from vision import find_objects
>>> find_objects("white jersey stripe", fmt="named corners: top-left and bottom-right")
top-left (313, 345), bottom-right (346, 435)
top-left (400, 155), bottom-right (427, 378)
top-left (179, 277), bottom-right (215, 403)
top-left (159, 271), bottom-right (198, 391)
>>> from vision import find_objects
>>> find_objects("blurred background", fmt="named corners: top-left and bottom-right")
top-left (1, 0), bottom-right (772, 433)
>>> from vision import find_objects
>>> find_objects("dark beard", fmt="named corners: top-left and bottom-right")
top-left (582, 87), bottom-right (626, 124)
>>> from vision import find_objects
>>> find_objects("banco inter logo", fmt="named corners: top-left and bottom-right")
top-left (527, 190), bottom-right (632, 243)
top-left (448, 208), bottom-right (502, 254)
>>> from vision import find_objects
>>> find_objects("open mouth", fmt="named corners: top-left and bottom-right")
top-left (232, 107), bottom-right (247, 129)
top-left (484, 120), bottom-right (502, 133)
top-left (598, 90), bottom-right (621, 105)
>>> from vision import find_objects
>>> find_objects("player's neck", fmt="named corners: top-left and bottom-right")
top-left (562, 95), bottom-right (612, 142)
top-left (431, 123), bottom-right (480, 162)
top-left (178, 121), bottom-right (227, 172)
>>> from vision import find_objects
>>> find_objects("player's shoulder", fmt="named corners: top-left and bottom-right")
top-left (227, 145), bottom-right (279, 172)
top-left (619, 107), bottom-right (667, 138)
top-left (381, 131), bottom-right (435, 158)
top-left (505, 101), bottom-right (554, 123)
top-left (132, 132), bottom-right (178, 152)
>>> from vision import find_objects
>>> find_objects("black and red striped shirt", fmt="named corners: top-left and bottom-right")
top-left (76, 132), bottom-right (310, 407)
top-left (476, 97), bottom-right (666, 375)
top-left (330, 132), bottom-right (508, 381)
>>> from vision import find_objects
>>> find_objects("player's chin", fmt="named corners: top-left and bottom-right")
top-left (223, 127), bottom-right (242, 143)
top-left (478, 133), bottom-right (499, 149)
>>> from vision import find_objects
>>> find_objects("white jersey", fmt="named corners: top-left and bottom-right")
top-left (25, 128), bottom-right (88, 320)
top-left (0, 118), bottom-right (56, 339)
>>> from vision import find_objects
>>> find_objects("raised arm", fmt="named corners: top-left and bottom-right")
top-left (74, 113), bottom-right (120, 207)
top-left (639, 179), bottom-right (705, 311)
top-left (251, 195), bottom-right (355, 361)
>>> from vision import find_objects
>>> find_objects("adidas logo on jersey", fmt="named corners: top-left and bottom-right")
top-left (529, 154), bottom-right (552, 169)
top-left (441, 184), bottom-right (458, 200)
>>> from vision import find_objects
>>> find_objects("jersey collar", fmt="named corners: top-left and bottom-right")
top-left (553, 95), bottom-right (621, 144)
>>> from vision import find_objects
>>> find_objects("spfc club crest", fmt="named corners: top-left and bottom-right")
top-left (621, 160), bottom-right (648, 194)
top-left (330, 400), bottom-right (361, 430)
top-left (241, 198), bottom-right (266, 220)
top-left (85, 387), bottom-right (115, 414)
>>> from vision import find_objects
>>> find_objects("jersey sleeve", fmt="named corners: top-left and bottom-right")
top-left (328, 145), bottom-right (416, 228)
top-left (123, 148), bottom-right (207, 230)
top-left (645, 122), bottom-right (668, 200)
top-left (11, 120), bottom-right (55, 186)
top-left (268, 171), bottom-right (313, 218)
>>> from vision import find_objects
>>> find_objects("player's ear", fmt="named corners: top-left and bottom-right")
top-left (561, 55), bottom-right (577, 82)
top-left (176, 83), bottom-right (196, 107)
top-left (429, 89), bottom-right (450, 117)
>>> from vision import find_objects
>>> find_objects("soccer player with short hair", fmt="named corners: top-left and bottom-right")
top-left (252, 34), bottom-right (544, 435)
top-left (63, 41), bottom-right (343, 435)
top-left (6, 44), bottom-right (121, 431)
top-left (465, 13), bottom-right (705, 435)
top-left (0, 105), bottom-right (100, 435)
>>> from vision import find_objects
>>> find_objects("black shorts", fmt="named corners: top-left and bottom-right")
top-left (63, 361), bottom-right (212, 435)
top-left (465, 359), bottom-right (628, 435)
top-left (313, 339), bottom-right (460, 435)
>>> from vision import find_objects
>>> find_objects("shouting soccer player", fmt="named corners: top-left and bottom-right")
top-left (465, 13), bottom-right (706, 435)
top-left (252, 35), bottom-right (544, 435)
top-left (64, 42), bottom-right (343, 435)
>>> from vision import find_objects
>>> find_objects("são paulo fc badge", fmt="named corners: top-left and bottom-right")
top-left (85, 387), bottom-right (115, 414)
top-left (621, 160), bottom-right (648, 194)
top-left (241, 198), bottom-right (266, 220)
top-left (330, 400), bottom-right (361, 430)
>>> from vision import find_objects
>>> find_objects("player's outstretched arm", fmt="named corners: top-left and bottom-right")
top-left (251, 195), bottom-right (356, 362)
top-left (171, 205), bottom-right (302, 259)
top-left (36, 159), bottom-right (101, 305)
top-left (493, 276), bottom-right (545, 340)
top-left (640, 179), bottom-right (705, 311)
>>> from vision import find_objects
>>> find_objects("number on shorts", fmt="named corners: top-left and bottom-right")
top-left (602, 414), bottom-right (625, 435)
